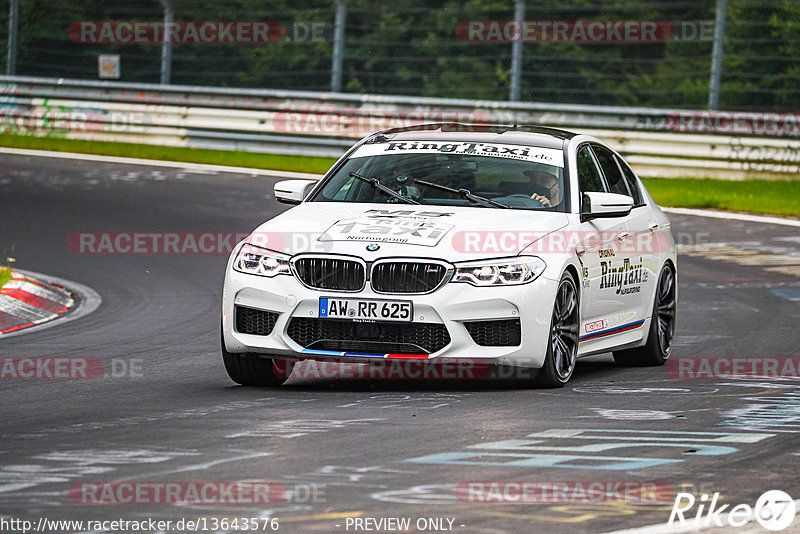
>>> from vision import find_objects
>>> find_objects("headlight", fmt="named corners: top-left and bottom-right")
top-left (451, 256), bottom-right (546, 286)
top-left (233, 243), bottom-right (292, 278)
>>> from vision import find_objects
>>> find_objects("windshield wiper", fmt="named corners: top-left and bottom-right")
top-left (349, 172), bottom-right (420, 205)
top-left (413, 179), bottom-right (509, 209)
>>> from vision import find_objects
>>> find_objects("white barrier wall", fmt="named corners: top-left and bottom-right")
top-left (1, 75), bottom-right (798, 179)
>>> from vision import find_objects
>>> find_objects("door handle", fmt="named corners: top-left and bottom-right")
top-left (649, 222), bottom-right (659, 232)
top-left (618, 232), bottom-right (630, 242)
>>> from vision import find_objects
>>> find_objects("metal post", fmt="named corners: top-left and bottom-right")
top-left (159, 0), bottom-right (174, 85)
top-left (7, 0), bottom-right (18, 75)
top-left (708, 0), bottom-right (728, 110)
top-left (509, 0), bottom-right (525, 102)
top-left (331, 0), bottom-right (346, 92)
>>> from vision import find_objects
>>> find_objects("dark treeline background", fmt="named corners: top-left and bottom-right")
top-left (2, 0), bottom-right (798, 110)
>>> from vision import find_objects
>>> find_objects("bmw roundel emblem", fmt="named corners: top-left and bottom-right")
top-left (366, 243), bottom-right (380, 251)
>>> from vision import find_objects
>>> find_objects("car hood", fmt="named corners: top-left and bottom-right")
top-left (247, 202), bottom-right (570, 261)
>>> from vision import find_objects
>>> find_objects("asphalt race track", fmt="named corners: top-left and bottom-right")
top-left (1, 152), bottom-right (799, 534)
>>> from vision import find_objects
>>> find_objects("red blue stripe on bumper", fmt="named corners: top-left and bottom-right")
top-left (579, 319), bottom-right (646, 342)
top-left (300, 348), bottom-right (431, 360)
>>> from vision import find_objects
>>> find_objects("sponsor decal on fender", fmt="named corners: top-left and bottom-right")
top-left (584, 319), bottom-right (608, 334)
top-left (600, 256), bottom-right (647, 295)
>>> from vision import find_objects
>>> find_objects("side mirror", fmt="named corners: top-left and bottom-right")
top-left (274, 180), bottom-right (317, 205)
top-left (581, 192), bottom-right (634, 222)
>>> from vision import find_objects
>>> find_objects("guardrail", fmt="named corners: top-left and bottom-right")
top-left (1, 75), bottom-right (798, 179)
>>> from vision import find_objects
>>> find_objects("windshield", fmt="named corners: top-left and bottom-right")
top-left (311, 140), bottom-right (568, 211)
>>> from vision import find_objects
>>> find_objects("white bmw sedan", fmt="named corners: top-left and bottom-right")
top-left (221, 124), bottom-right (677, 387)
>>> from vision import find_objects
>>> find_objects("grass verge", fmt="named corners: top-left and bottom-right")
top-left (1, 134), bottom-right (797, 217)
top-left (0, 134), bottom-right (338, 175)
top-left (641, 177), bottom-right (800, 218)
top-left (0, 268), bottom-right (11, 289)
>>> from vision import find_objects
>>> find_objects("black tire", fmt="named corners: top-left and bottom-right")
top-left (535, 272), bottom-right (580, 388)
top-left (221, 330), bottom-right (291, 386)
top-left (613, 263), bottom-right (676, 367)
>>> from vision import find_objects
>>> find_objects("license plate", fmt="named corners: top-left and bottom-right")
top-left (319, 297), bottom-right (413, 322)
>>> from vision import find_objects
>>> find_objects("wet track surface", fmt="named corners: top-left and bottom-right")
top-left (1, 153), bottom-right (799, 533)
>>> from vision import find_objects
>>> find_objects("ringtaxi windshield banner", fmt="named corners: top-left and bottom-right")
top-left (350, 140), bottom-right (565, 167)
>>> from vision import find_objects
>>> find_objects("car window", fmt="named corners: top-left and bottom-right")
top-left (592, 144), bottom-right (630, 197)
top-left (312, 140), bottom-right (568, 211)
top-left (615, 156), bottom-right (644, 206)
top-left (576, 145), bottom-right (606, 193)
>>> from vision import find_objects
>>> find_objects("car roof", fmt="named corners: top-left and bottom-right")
top-left (367, 123), bottom-right (576, 150)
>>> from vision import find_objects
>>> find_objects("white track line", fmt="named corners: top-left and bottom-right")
top-left (0, 147), bottom-right (323, 180)
top-left (663, 207), bottom-right (800, 227)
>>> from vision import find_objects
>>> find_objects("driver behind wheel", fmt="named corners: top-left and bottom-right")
top-left (524, 169), bottom-right (561, 207)
top-left (383, 160), bottom-right (421, 201)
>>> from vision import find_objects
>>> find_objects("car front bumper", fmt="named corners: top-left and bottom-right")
top-left (222, 261), bottom-right (558, 369)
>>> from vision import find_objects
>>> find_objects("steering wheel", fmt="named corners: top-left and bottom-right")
top-left (497, 194), bottom-right (545, 208)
